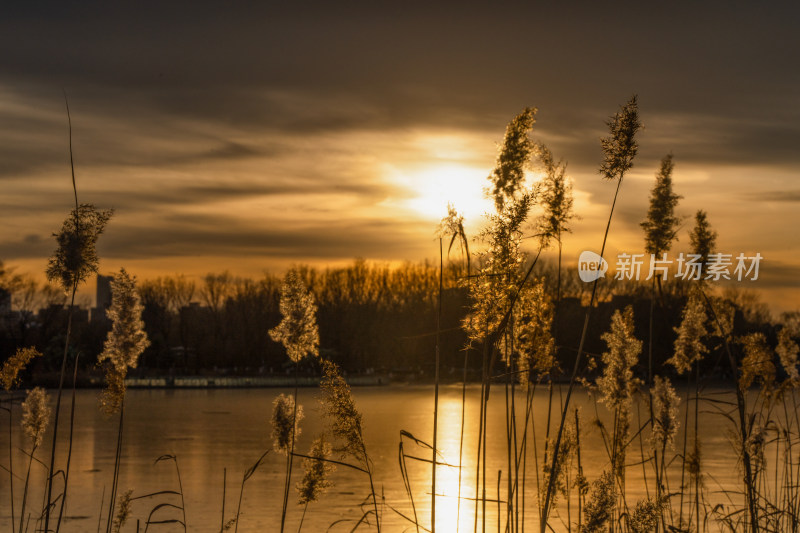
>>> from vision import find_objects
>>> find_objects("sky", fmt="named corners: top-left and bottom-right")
top-left (1, 1), bottom-right (799, 311)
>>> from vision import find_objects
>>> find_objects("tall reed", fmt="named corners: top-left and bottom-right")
top-left (541, 95), bottom-right (641, 532)
top-left (43, 96), bottom-right (113, 533)
top-left (269, 269), bottom-right (320, 532)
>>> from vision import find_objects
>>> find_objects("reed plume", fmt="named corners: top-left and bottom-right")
top-left (269, 269), bottom-right (320, 362)
top-left (111, 489), bottom-right (133, 533)
top-left (582, 471), bottom-right (616, 533)
top-left (488, 107), bottom-right (536, 211)
top-left (738, 332), bottom-right (776, 393)
top-left (689, 210), bottom-right (717, 268)
top-left (628, 498), bottom-right (662, 533)
top-left (19, 387), bottom-right (51, 533)
top-left (271, 393), bottom-right (303, 455)
top-left (0, 347), bottom-right (41, 391)
top-left (46, 204), bottom-right (113, 290)
top-left (98, 268), bottom-right (150, 415)
top-left (297, 436), bottom-right (335, 505)
top-left (599, 95), bottom-right (641, 181)
top-left (668, 289), bottom-right (709, 375)
top-left (776, 327), bottom-right (799, 384)
top-left (597, 306), bottom-right (641, 409)
top-left (319, 358), bottom-right (380, 530)
top-left (513, 280), bottom-right (556, 383)
top-left (21, 387), bottom-right (50, 447)
top-left (651, 376), bottom-right (680, 450)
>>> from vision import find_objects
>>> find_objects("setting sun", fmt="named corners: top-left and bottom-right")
top-left (385, 163), bottom-right (494, 222)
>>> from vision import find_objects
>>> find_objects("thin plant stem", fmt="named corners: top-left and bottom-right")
top-left (106, 401), bottom-right (125, 533)
top-left (280, 363), bottom-right (300, 533)
top-left (234, 473), bottom-right (245, 533)
top-left (18, 442), bottom-right (37, 533)
top-left (297, 502), bottom-right (308, 533)
top-left (678, 378), bottom-right (689, 529)
top-left (97, 486), bottom-right (105, 533)
top-left (432, 238), bottom-right (443, 533)
top-left (56, 353), bottom-right (80, 533)
top-left (694, 363), bottom-right (700, 533)
top-left (220, 468), bottom-right (226, 533)
top-left (497, 470), bottom-right (502, 533)
top-left (575, 408), bottom-right (583, 533)
top-left (44, 92), bottom-right (81, 533)
top-left (540, 169), bottom-right (627, 532)
top-left (45, 281), bottom-right (76, 533)
top-left (475, 340), bottom-right (488, 533)
top-left (457, 345), bottom-right (470, 533)
top-left (7, 397), bottom-right (15, 533)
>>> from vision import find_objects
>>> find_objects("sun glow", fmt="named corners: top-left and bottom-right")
top-left (385, 163), bottom-right (494, 223)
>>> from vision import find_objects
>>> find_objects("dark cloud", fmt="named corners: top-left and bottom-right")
top-left (750, 191), bottom-right (800, 203)
top-left (95, 215), bottom-right (430, 261)
top-left (740, 260), bottom-right (800, 290)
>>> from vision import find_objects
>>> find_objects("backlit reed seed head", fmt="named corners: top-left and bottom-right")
top-left (746, 424), bottom-right (766, 471)
top-left (319, 359), bottom-right (364, 461)
top-left (628, 498), bottom-right (663, 533)
top-left (599, 95), bottom-right (642, 181)
top-left (511, 280), bottom-right (556, 383)
top-left (668, 290), bottom-right (708, 375)
top-left (1, 347), bottom-right (42, 391)
top-left (297, 436), bottom-right (335, 505)
top-left (597, 305), bottom-right (642, 409)
top-left (540, 423), bottom-right (576, 507)
top-left (112, 489), bottom-right (133, 533)
top-left (463, 193), bottom-right (533, 344)
top-left (100, 367), bottom-right (126, 416)
top-left (98, 269), bottom-right (149, 415)
top-left (437, 203), bottom-right (464, 240)
top-left (641, 154), bottom-right (682, 256)
top-left (46, 204), bottom-right (113, 290)
top-left (534, 142), bottom-right (574, 249)
top-left (269, 270), bottom-right (320, 363)
top-left (583, 470), bottom-right (616, 533)
top-left (738, 332), bottom-right (776, 392)
top-left (651, 376), bottom-right (680, 450)
top-left (687, 439), bottom-right (703, 486)
top-left (710, 297), bottom-right (735, 338)
top-left (777, 327), bottom-right (799, 384)
top-left (488, 107), bottom-right (536, 211)
top-left (21, 387), bottom-right (51, 448)
top-left (690, 210), bottom-right (717, 268)
top-left (99, 269), bottom-right (149, 372)
top-left (271, 393), bottom-right (303, 455)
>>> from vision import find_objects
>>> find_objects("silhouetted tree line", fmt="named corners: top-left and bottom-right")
top-left (1, 257), bottom-right (793, 380)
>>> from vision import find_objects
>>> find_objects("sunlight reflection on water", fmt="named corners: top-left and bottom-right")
top-left (0, 384), bottom-right (748, 532)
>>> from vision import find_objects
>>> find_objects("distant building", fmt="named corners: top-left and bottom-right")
top-left (91, 274), bottom-right (114, 321)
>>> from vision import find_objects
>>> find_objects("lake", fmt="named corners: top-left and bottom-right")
top-left (0, 384), bottom-right (755, 532)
